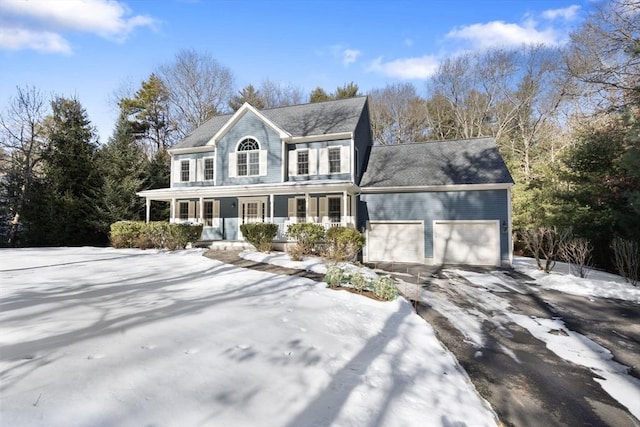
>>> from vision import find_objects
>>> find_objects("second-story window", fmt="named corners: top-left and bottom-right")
top-left (297, 150), bottom-right (309, 175)
top-left (328, 147), bottom-right (341, 173)
top-left (180, 160), bottom-right (190, 182)
top-left (204, 158), bottom-right (214, 180)
top-left (237, 138), bottom-right (260, 176)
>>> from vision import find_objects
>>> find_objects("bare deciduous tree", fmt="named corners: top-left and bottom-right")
top-left (258, 79), bottom-right (305, 108)
top-left (368, 83), bottom-right (430, 145)
top-left (560, 238), bottom-right (593, 278)
top-left (611, 237), bottom-right (639, 286)
top-left (0, 86), bottom-right (49, 245)
top-left (158, 49), bottom-right (235, 140)
top-left (521, 226), bottom-right (572, 272)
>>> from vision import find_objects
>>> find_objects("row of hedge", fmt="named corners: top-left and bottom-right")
top-left (286, 223), bottom-right (366, 262)
top-left (110, 221), bottom-right (203, 250)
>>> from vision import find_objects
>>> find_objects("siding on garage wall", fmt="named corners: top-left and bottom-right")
top-left (360, 190), bottom-right (510, 260)
top-left (287, 140), bottom-right (351, 182)
top-left (216, 111), bottom-right (282, 186)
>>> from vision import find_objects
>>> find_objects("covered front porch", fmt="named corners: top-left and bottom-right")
top-left (136, 181), bottom-right (359, 243)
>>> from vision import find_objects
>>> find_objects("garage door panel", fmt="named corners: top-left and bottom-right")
top-left (368, 222), bottom-right (424, 263)
top-left (434, 221), bottom-right (499, 266)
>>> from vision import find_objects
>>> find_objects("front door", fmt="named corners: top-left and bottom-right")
top-left (238, 197), bottom-right (267, 239)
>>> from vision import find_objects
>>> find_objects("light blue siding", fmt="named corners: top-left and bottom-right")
top-left (217, 111), bottom-right (283, 186)
top-left (360, 190), bottom-right (510, 260)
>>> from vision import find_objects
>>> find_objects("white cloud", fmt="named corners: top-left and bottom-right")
top-left (367, 55), bottom-right (439, 80)
top-left (404, 38), bottom-right (414, 47)
top-left (0, 0), bottom-right (158, 53)
top-left (446, 20), bottom-right (560, 49)
top-left (0, 27), bottom-right (71, 54)
top-left (342, 49), bottom-right (361, 66)
top-left (542, 5), bottom-right (581, 21)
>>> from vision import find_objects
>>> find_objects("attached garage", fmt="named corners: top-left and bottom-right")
top-left (366, 221), bottom-right (424, 263)
top-left (433, 220), bottom-right (500, 266)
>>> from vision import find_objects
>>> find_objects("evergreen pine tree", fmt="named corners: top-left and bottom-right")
top-left (27, 97), bottom-right (103, 246)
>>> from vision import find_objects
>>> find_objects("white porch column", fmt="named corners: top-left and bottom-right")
top-left (270, 194), bottom-right (274, 223)
top-left (342, 190), bottom-right (348, 227)
top-left (199, 196), bottom-right (204, 225)
top-left (145, 198), bottom-right (150, 223)
top-left (305, 193), bottom-right (310, 223)
top-left (170, 198), bottom-right (176, 224)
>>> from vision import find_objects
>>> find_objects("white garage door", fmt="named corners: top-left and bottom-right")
top-left (433, 221), bottom-right (500, 266)
top-left (367, 221), bottom-right (424, 263)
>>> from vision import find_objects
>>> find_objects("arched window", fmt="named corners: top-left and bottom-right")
top-left (237, 137), bottom-right (260, 176)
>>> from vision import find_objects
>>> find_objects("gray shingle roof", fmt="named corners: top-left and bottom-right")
top-left (174, 97), bottom-right (368, 149)
top-left (360, 138), bottom-right (514, 187)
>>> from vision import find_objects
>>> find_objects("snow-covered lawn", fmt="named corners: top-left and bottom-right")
top-left (0, 247), bottom-right (497, 427)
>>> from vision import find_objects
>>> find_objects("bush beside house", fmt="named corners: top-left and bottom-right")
top-left (110, 221), bottom-right (203, 250)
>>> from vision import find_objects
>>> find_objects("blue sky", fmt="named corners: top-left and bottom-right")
top-left (0, 0), bottom-right (589, 143)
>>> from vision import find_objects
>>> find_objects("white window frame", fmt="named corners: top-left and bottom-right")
top-left (328, 147), bottom-right (341, 174)
top-left (180, 160), bottom-right (190, 182)
top-left (236, 137), bottom-right (260, 177)
top-left (297, 150), bottom-right (309, 176)
top-left (203, 157), bottom-right (215, 181)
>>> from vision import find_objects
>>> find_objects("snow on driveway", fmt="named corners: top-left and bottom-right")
top-left (0, 247), bottom-right (497, 427)
top-left (397, 260), bottom-right (640, 421)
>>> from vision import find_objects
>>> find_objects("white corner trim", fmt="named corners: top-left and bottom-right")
top-left (168, 146), bottom-right (216, 155)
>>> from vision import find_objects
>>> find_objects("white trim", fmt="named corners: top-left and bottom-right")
top-left (168, 146), bottom-right (216, 155)
top-left (202, 156), bottom-right (215, 182)
top-left (234, 135), bottom-right (261, 151)
top-left (212, 103), bottom-right (290, 144)
top-left (360, 183), bottom-right (514, 193)
top-left (432, 220), bottom-right (501, 267)
top-left (286, 132), bottom-right (352, 144)
top-left (139, 181), bottom-right (359, 200)
top-left (350, 137), bottom-right (355, 182)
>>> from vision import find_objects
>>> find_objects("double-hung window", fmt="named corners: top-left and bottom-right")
top-left (297, 150), bottom-right (309, 175)
top-left (237, 138), bottom-right (260, 176)
top-left (296, 198), bottom-right (306, 221)
top-left (204, 201), bottom-right (214, 226)
top-left (180, 160), bottom-right (190, 182)
top-left (328, 147), bottom-right (341, 173)
top-left (179, 202), bottom-right (189, 220)
top-left (328, 197), bottom-right (341, 223)
top-left (204, 158), bottom-right (214, 181)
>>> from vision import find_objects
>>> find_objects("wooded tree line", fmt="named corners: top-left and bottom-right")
top-left (1, 0), bottom-right (637, 272)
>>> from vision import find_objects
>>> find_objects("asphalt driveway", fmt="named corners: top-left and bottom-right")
top-left (372, 262), bottom-right (640, 427)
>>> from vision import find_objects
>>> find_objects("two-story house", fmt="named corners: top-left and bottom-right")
top-left (137, 96), bottom-right (515, 266)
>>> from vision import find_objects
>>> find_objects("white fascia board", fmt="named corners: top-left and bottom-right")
top-left (168, 146), bottom-right (216, 155)
top-left (286, 132), bottom-right (353, 144)
top-left (360, 183), bottom-right (514, 193)
top-left (137, 181), bottom-right (359, 201)
top-left (211, 103), bottom-right (290, 144)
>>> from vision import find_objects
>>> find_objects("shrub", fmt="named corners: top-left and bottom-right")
top-left (520, 226), bottom-right (572, 273)
top-left (611, 237), bottom-right (639, 286)
top-left (324, 266), bottom-right (344, 288)
top-left (372, 276), bottom-right (398, 301)
top-left (560, 238), bottom-right (593, 278)
top-left (324, 226), bottom-right (366, 262)
top-left (350, 272), bottom-right (367, 293)
top-left (109, 221), bottom-right (203, 250)
top-left (240, 223), bottom-right (279, 252)
top-left (286, 223), bottom-right (325, 255)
